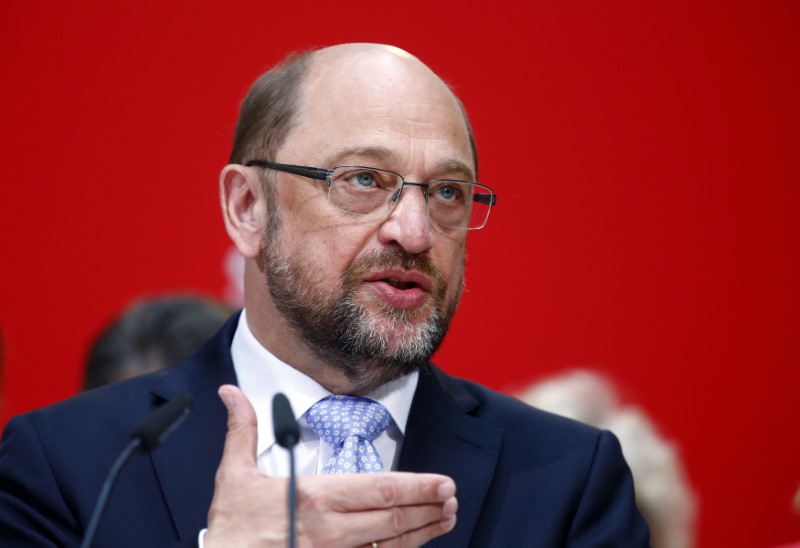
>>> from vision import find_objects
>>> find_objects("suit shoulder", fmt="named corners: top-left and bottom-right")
top-left (6, 371), bottom-right (166, 449)
top-left (431, 366), bottom-right (608, 450)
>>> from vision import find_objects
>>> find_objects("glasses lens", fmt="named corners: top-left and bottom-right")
top-left (329, 167), bottom-right (494, 230)
top-left (329, 166), bottom-right (402, 215)
top-left (428, 181), bottom-right (493, 229)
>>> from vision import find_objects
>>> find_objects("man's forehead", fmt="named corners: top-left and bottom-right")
top-left (261, 43), bottom-right (476, 174)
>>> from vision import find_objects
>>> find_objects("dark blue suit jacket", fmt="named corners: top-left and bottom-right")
top-left (0, 314), bottom-right (650, 546)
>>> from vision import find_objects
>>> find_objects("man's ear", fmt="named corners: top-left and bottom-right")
top-left (220, 164), bottom-right (266, 259)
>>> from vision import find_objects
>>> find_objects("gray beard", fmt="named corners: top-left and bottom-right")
top-left (261, 203), bottom-right (460, 394)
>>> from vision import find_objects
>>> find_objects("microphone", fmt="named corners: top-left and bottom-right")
top-left (273, 393), bottom-right (300, 448)
top-left (131, 393), bottom-right (194, 451)
top-left (80, 394), bottom-right (194, 548)
top-left (272, 393), bottom-right (299, 548)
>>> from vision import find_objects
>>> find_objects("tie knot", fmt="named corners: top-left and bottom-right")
top-left (306, 395), bottom-right (391, 446)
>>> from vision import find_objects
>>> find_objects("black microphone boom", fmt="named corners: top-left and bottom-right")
top-left (272, 393), bottom-right (299, 548)
top-left (79, 394), bottom-right (194, 548)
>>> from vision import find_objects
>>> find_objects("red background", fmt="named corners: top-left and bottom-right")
top-left (1, 2), bottom-right (798, 546)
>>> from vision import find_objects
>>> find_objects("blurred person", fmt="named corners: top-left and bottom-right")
top-left (518, 369), bottom-right (698, 548)
top-left (0, 44), bottom-right (649, 546)
top-left (84, 295), bottom-right (232, 390)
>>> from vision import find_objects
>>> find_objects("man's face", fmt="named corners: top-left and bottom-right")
top-left (258, 47), bottom-right (473, 393)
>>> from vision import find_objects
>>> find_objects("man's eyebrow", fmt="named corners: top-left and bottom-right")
top-left (434, 159), bottom-right (476, 182)
top-left (325, 147), bottom-right (476, 181)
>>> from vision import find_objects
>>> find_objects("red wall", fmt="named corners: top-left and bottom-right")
top-left (1, 2), bottom-right (798, 546)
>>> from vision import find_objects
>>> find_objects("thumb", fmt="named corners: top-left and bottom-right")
top-left (218, 384), bottom-right (259, 468)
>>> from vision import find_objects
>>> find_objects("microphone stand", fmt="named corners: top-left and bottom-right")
top-left (272, 393), bottom-right (300, 548)
top-left (79, 438), bottom-right (141, 548)
top-left (79, 394), bottom-right (193, 548)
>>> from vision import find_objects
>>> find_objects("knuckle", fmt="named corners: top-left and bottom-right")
top-left (390, 506), bottom-right (409, 534)
top-left (301, 487), bottom-right (330, 512)
top-left (214, 466), bottom-right (231, 487)
top-left (375, 476), bottom-right (399, 505)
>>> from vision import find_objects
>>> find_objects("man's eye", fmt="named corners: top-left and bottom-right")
top-left (433, 184), bottom-right (463, 202)
top-left (338, 170), bottom-right (381, 189)
top-left (353, 172), bottom-right (376, 188)
top-left (340, 170), bottom-right (397, 190)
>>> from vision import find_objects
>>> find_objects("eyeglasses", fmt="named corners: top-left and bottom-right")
top-left (245, 160), bottom-right (497, 230)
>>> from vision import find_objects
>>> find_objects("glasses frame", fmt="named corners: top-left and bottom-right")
top-left (244, 160), bottom-right (497, 230)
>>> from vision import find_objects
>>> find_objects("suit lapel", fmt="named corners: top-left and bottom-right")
top-left (146, 313), bottom-right (239, 540)
top-left (399, 366), bottom-right (502, 546)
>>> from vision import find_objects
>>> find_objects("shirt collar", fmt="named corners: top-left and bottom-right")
top-left (231, 309), bottom-right (419, 457)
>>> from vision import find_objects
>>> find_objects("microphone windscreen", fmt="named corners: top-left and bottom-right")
top-left (272, 393), bottom-right (300, 448)
top-left (131, 394), bottom-right (194, 453)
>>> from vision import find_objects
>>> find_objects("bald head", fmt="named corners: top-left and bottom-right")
top-left (305, 43), bottom-right (452, 97)
top-left (229, 43), bottom-right (477, 174)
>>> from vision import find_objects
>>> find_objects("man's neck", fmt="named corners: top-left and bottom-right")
top-left (243, 296), bottom-right (363, 394)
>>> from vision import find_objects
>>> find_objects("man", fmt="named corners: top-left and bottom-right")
top-left (0, 44), bottom-right (650, 546)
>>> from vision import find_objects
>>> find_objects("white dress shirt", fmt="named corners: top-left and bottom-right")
top-left (232, 309), bottom-right (419, 475)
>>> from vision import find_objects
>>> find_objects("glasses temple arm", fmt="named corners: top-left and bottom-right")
top-left (244, 161), bottom-right (330, 181)
top-left (473, 194), bottom-right (497, 206)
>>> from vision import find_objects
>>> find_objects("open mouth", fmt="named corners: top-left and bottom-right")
top-left (383, 278), bottom-right (418, 290)
top-left (362, 270), bottom-right (433, 310)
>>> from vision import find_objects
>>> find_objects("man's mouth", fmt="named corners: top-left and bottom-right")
top-left (363, 270), bottom-right (434, 310)
top-left (365, 269), bottom-right (433, 292)
top-left (383, 278), bottom-right (418, 290)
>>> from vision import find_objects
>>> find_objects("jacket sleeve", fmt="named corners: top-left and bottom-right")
top-left (568, 430), bottom-right (651, 547)
top-left (0, 414), bottom-right (202, 548)
top-left (0, 414), bottom-right (82, 546)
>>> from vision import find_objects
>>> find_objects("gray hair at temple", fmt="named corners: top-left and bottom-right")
top-left (517, 370), bottom-right (698, 548)
top-left (84, 296), bottom-right (231, 391)
top-left (227, 46), bottom-right (479, 176)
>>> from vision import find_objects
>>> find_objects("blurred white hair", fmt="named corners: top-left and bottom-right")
top-left (517, 370), bottom-right (698, 548)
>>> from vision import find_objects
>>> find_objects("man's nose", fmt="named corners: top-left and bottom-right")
top-left (377, 183), bottom-right (434, 255)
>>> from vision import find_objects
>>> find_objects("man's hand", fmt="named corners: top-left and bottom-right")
top-left (205, 385), bottom-right (458, 547)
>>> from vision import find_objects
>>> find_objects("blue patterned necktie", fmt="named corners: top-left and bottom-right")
top-left (305, 395), bottom-right (391, 474)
